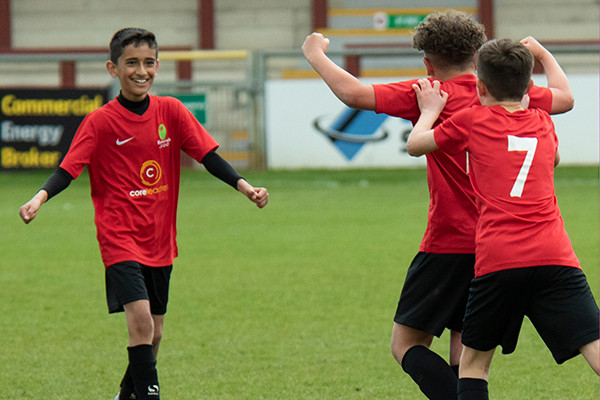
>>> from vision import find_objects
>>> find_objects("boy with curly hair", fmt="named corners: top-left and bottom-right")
top-left (302, 10), bottom-right (573, 399)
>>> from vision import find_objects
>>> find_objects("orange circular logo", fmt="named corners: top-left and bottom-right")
top-left (140, 160), bottom-right (162, 186)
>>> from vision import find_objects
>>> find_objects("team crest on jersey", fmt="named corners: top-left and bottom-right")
top-left (157, 123), bottom-right (171, 149)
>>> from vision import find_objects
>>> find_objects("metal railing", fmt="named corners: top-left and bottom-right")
top-left (0, 42), bottom-right (597, 170)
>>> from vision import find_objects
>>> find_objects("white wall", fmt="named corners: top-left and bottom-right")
top-left (495, 0), bottom-right (599, 41)
top-left (10, 0), bottom-right (312, 50)
top-left (9, 0), bottom-right (599, 51)
top-left (11, 0), bottom-right (198, 48)
top-left (543, 75), bottom-right (600, 165)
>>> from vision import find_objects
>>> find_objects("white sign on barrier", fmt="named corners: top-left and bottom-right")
top-left (542, 74), bottom-right (599, 166)
top-left (265, 75), bottom-right (599, 169)
top-left (266, 78), bottom-right (426, 169)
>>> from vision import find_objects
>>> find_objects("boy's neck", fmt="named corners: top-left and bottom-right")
top-left (481, 97), bottom-right (524, 113)
top-left (117, 92), bottom-right (150, 115)
top-left (431, 67), bottom-right (476, 82)
top-left (497, 102), bottom-right (524, 113)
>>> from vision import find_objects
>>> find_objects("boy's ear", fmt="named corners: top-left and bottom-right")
top-left (106, 60), bottom-right (118, 78)
top-left (476, 78), bottom-right (488, 97)
top-left (525, 78), bottom-right (534, 93)
top-left (475, 78), bottom-right (489, 103)
top-left (423, 57), bottom-right (435, 77)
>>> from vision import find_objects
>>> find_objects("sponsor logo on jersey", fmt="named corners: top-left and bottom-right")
top-left (129, 159), bottom-right (168, 197)
top-left (140, 160), bottom-right (162, 186)
top-left (116, 136), bottom-right (134, 146)
top-left (157, 123), bottom-right (171, 149)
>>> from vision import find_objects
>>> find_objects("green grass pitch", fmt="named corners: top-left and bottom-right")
top-left (1, 166), bottom-right (598, 399)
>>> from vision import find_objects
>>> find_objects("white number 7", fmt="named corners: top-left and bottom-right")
top-left (507, 135), bottom-right (538, 197)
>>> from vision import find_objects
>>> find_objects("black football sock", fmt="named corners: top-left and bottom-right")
top-left (119, 365), bottom-right (136, 399)
top-left (451, 364), bottom-right (460, 377)
top-left (457, 378), bottom-right (488, 400)
top-left (128, 344), bottom-right (160, 399)
top-left (401, 345), bottom-right (458, 400)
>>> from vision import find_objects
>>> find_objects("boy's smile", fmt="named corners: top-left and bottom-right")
top-left (106, 43), bottom-right (158, 102)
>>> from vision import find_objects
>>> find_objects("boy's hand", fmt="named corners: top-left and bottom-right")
top-left (412, 79), bottom-right (448, 117)
top-left (237, 179), bottom-right (269, 208)
top-left (248, 187), bottom-right (269, 209)
top-left (19, 190), bottom-right (48, 224)
top-left (302, 32), bottom-right (330, 61)
top-left (520, 36), bottom-right (548, 61)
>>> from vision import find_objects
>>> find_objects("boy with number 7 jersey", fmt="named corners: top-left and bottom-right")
top-left (407, 38), bottom-right (599, 400)
top-left (303, 9), bottom-right (574, 399)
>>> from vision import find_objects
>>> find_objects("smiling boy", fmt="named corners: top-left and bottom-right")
top-left (19, 28), bottom-right (268, 399)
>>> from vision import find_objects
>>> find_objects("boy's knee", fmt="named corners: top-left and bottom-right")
top-left (152, 329), bottom-right (162, 347)
top-left (390, 335), bottom-right (407, 364)
top-left (128, 314), bottom-right (155, 343)
top-left (390, 323), bottom-right (433, 365)
top-left (151, 315), bottom-right (165, 348)
top-left (579, 339), bottom-right (600, 375)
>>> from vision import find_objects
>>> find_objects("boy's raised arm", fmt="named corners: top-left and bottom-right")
top-left (521, 36), bottom-right (574, 114)
top-left (302, 33), bottom-right (376, 110)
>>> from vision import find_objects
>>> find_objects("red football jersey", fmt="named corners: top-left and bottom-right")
top-left (60, 95), bottom-right (218, 267)
top-left (373, 75), bottom-right (552, 254)
top-left (434, 105), bottom-right (580, 277)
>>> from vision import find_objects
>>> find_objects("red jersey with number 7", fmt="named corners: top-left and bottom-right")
top-left (434, 105), bottom-right (580, 277)
top-left (374, 75), bottom-right (552, 254)
top-left (60, 95), bottom-right (219, 268)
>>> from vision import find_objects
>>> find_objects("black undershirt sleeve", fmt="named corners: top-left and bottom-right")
top-left (201, 150), bottom-right (243, 189)
top-left (40, 167), bottom-right (74, 200)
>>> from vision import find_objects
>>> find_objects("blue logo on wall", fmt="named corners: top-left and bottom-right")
top-left (313, 108), bottom-right (389, 160)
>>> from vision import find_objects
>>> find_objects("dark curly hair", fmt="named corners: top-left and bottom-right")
top-left (412, 10), bottom-right (487, 71)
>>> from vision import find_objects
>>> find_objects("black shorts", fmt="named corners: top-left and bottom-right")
top-left (105, 261), bottom-right (173, 315)
top-left (394, 252), bottom-right (475, 337)
top-left (461, 265), bottom-right (600, 364)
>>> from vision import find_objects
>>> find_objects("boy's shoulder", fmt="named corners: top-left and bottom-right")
top-left (148, 94), bottom-right (189, 113)
top-left (150, 94), bottom-right (182, 105)
top-left (443, 105), bottom-right (552, 130)
top-left (439, 74), bottom-right (477, 93)
top-left (376, 74), bottom-right (475, 88)
top-left (83, 97), bottom-right (118, 119)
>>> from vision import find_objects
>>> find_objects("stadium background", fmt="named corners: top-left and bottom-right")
top-left (0, 0), bottom-right (598, 171)
top-left (0, 1), bottom-right (598, 399)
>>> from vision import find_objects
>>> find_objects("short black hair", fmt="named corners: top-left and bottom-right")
top-left (477, 39), bottom-right (534, 101)
top-left (109, 28), bottom-right (158, 64)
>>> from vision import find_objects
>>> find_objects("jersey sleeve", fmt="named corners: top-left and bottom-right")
top-left (433, 108), bottom-right (472, 155)
top-left (527, 85), bottom-right (552, 113)
top-left (172, 98), bottom-right (219, 162)
top-left (373, 79), bottom-right (420, 121)
top-left (59, 113), bottom-right (98, 179)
